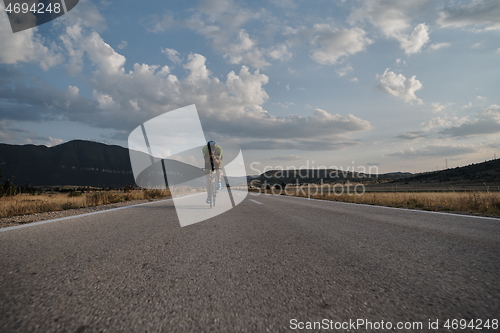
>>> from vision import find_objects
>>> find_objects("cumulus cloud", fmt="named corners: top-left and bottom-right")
top-left (440, 105), bottom-right (500, 137)
top-left (310, 25), bottom-right (372, 65)
top-left (92, 90), bottom-right (119, 110)
top-left (398, 23), bottom-right (430, 55)
top-left (388, 144), bottom-right (476, 158)
top-left (438, 0), bottom-right (500, 31)
top-left (268, 44), bottom-right (292, 61)
top-left (58, 0), bottom-right (107, 31)
top-left (149, 1), bottom-right (382, 68)
top-left (68, 85), bottom-right (80, 96)
top-left (0, 3), bottom-right (62, 70)
top-left (376, 69), bottom-right (423, 104)
top-left (421, 116), bottom-right (468, 132)
top-left (161, 48), bottom-right (182, 64)
top-left (60, 24), bottom-right (126, 76)
top-left (349, 0), bottom-right (431, 54)
top-left (394, 131), bottom-right (427, 140)
top-left (179, 0), bottom-right (267, 68)
top-left (149, 0), bottom-right (271, 69)
top-left (0, 24), bottom-right (372, 151)
top-left (222, 29), bottom-right (270, 68)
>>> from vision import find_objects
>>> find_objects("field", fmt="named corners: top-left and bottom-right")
top-left (0, 189), bottom-right (171, 219)
top-left (2, 183), bottom-right (500, 219)
top-left (256, 183), bottom-right (500, 217)
top-left (362, 182), bottom-right (500, 192)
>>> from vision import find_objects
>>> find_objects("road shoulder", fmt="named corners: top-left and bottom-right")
top-left (0, 198), bottom-right (169, 229)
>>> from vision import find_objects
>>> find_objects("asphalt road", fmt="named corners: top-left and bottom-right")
top-left (1, 193), bottom-right (499, 332)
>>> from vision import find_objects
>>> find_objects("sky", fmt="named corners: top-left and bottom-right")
top-left (0, 0), bottom-right (499, 174)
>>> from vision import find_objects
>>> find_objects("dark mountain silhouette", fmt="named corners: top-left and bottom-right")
top-left (0, 140), bottom-right (135, 188)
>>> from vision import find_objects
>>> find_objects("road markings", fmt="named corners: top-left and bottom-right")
top-left (249, 199), bottom-right (263, 205)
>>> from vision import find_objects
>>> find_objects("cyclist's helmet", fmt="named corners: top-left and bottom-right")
top-left (207, 140), bottom-right (216, 149)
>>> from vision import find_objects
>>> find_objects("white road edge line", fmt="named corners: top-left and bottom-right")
top-left (249, 199), bottom-right (263, 205)
top-left (252, 193), bottom-right (500, 221)
top-left (0, 198), bottom-right (174, 233)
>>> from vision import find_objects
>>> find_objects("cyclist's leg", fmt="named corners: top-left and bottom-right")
top-left (205, 173), bottom-right (211, 191)
top-left (205, 170), bottom-right (211, 203)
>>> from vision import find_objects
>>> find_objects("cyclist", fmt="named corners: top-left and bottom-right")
top-left (202, 141), bottom-right (223, 204)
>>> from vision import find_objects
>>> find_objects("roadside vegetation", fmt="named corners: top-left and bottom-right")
top-left (254, 185), bottom-right (500, 217)
top-left (0, 187), bottom-right (170, 219)
top-left (310, 191), bottom-right (500, 217)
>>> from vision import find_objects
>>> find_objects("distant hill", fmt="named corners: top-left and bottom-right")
top-left (397, 159), bottom-right (500, 184)
top-left (252, 168), bottom-right (412, 186)
top-left (0, 140), bottom-right (135, 188)
top-left (251, 159), bottom-right (500, 186)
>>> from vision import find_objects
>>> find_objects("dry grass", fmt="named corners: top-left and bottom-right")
top-left (0, 189), bottom-right (171, 218)
top-left (258, 187), bottom-right (500, 217)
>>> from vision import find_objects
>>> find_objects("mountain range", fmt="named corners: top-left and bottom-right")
top-left (1, 140), bottom-right (498, 188)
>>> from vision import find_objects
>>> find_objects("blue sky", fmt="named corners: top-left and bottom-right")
top-left (0, 0), bottom-right (499, 173)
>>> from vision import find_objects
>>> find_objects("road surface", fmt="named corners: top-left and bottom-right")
top-left (1, 193), bottom-right (499, 332)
